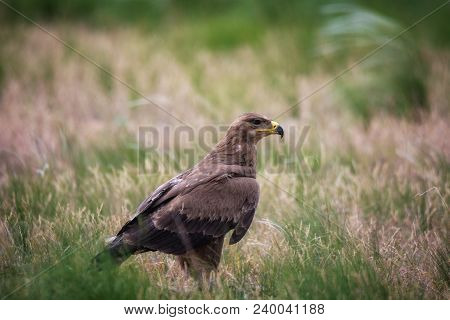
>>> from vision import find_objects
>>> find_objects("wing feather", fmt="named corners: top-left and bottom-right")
top-left (115, 165), bottom-right (259, 255)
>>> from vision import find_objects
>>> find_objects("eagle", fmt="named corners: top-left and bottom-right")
top-left (94, 113), bottom-right (284, 280)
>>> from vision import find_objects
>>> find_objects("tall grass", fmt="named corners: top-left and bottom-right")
top-left (319, 4), bottom-right (428, 120)
top-left (1, 133), bottom-right (447, 298)
top-left (0, 3), bottom-right (449, 299)
top-left (0, 154), bottom-right (398, 299)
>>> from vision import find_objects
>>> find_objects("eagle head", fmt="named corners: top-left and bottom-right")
top-left (230, 113), bottom-right (284, 142)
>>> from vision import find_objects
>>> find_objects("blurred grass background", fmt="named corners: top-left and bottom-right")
top-left (0, 0), bottom-right (449, 299)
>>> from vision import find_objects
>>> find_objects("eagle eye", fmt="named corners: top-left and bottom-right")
top-left (250, 119), bottom-right (262, 125)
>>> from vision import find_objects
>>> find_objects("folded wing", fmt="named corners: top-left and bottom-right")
top-left (115, 167), bottom-right (259, 255)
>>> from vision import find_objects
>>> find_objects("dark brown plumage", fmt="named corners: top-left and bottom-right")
top-left (94, 113), bottom-right (284, 278)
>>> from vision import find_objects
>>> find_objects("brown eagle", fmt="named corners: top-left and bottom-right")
top-left (94, 113), bottom-right (284, 278)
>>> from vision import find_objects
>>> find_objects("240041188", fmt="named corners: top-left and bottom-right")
top-left (253, 303), bottom-right (325, 315)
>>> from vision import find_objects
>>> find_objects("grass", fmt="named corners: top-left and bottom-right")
top-left (319, 4), bottom-right (428, 120)
top-left (1, 118), bottom-right (448, 299)
top-left (0, 2), bottom-right (449, 299)
top-left (1, 139), bottom-right (447, 299)
top-left (0, 162), bottom-right (392, 299)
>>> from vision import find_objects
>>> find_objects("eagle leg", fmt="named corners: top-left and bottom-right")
top-left (176, 236), bottom-right (224, 287)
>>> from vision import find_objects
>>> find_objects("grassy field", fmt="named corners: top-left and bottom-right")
top-left (0, 1), bottom-right (449, 299)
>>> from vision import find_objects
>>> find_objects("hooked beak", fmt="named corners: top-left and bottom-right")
top-left (271, 121), bottom-right (284, 139)
top-left (255, 120), bottom-right (284, 139)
